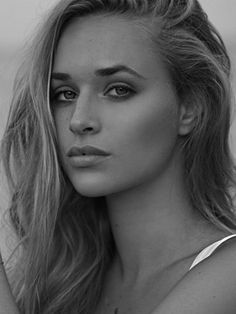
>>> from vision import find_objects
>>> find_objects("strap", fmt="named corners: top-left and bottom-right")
top-left (189, 234), bottom-right (236, 270)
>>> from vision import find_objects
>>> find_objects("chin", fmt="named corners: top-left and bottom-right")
top-left (75, 188), bottom-right (108, 198)
top-left (70, 178), bottom-right (112, 198)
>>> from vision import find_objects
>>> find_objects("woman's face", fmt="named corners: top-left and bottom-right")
top-left (51, 14), bottom-right (184, 197)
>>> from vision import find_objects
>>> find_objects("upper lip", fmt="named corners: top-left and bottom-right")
top-left (67, 145), bottom-right (110, 157)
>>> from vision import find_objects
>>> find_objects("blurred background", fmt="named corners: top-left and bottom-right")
top-left (0, 0), bottom-right (235, 260)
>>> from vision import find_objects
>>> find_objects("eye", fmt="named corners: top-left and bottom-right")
top-left (106, 84), bottom-right (135, 99)
top-left (51, 88), bottom-right (77, 102)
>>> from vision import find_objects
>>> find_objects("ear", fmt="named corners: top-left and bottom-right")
top-left (178, 100), bottom-right (199, 136)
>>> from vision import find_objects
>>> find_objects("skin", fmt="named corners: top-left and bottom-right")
top-left (51, 14), bottom-right (236, 314)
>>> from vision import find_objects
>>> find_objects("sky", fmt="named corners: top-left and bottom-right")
top-left (0, 0), bottom-right (235, 46)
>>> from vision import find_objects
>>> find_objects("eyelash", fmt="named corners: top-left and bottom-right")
top-left (106, 84), bottom-right (136, 99)
top-left (51, 84), bottom-right (136, 103)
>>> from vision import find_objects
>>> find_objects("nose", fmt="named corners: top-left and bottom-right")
top-left (70, 119), bottom-right (98, 134)
top-left (69, 94), bottom-right (100, 135)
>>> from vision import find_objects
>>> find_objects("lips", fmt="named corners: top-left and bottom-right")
top-left (67, 145), bottom-right (110, 157)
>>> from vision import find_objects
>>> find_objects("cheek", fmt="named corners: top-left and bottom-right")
top-left (53, 110), bottom-right (71, 152)
top-left (125, 100), bottom-right (179, 157)
top-left (52, 109), bottom-right (76, 176)
top-left (137, 106), bottom-right (177, 148)
top-left (114, 99), bottom-right (180, 183)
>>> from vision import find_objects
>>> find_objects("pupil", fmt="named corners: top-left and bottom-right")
top-left (117, 87), bottom-right (126, 95)
top-left (65, 91), bottom-right (74, 99)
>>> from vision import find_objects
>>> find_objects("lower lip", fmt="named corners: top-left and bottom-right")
top-left (68, 155), bottom-right (111, 167)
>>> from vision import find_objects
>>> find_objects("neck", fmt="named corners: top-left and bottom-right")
top-left (105, 156), bottom-right (215, 283)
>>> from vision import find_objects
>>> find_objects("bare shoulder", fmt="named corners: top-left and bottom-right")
top-left (151, 235), bottom-right (236, 314)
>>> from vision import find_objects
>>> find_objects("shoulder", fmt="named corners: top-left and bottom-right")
top-left (152, 235), bottom-right (236, 314)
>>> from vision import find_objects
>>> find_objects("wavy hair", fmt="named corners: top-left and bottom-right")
top-left (0, 0), bottom-right (236, 313)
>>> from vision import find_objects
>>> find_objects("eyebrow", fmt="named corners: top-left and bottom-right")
top-left (51, 64), bottom-right (146, 81)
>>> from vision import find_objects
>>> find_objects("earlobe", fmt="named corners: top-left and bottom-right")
top-left (178, 102), bottom-right (198, 136)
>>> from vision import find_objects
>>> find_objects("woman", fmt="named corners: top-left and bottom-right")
top-left (1, 0), bottom-right (236, 313)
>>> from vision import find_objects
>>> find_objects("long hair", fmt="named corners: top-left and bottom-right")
top-left (0, 0), bottom-right (235, 313)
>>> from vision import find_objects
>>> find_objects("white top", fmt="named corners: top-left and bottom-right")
top-left (189, 234), bottom-right (236, 270)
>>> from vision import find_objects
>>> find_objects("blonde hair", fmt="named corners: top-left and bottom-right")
top-left (0, 0), bottom-right (235, 313)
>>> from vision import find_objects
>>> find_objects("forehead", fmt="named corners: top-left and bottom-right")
top-left (53, 14), bottom-right (168, 81)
